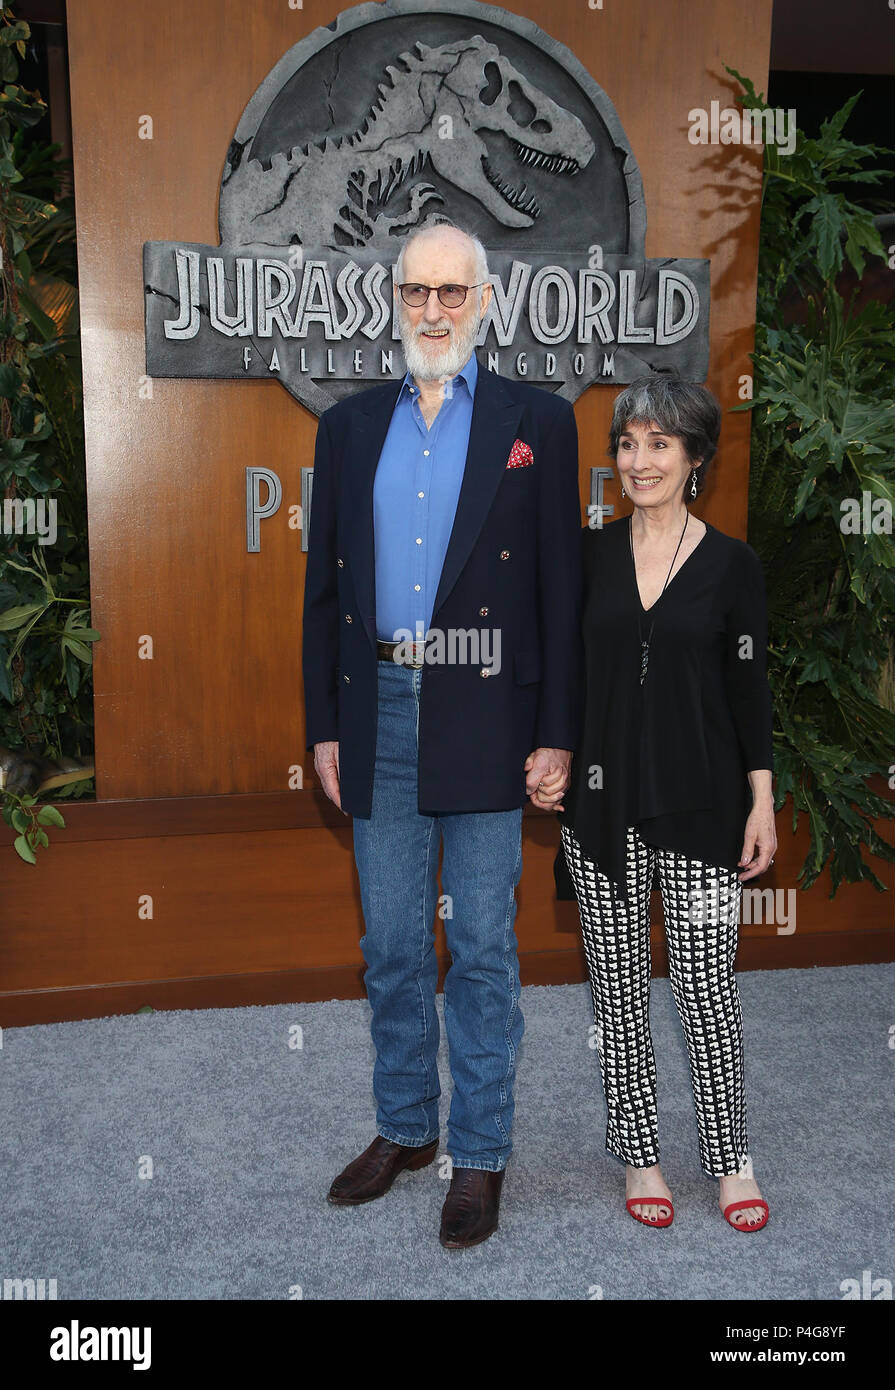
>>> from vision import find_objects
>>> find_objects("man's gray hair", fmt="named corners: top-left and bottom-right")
top-left (395, 220), bottom-right (489, 291)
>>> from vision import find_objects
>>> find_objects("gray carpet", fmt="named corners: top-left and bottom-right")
top-left (1, 964), bottom-right (891, 1300)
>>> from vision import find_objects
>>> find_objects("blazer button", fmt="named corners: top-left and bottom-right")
top-left (479, 606), bottom-right (489, 616)
top-left (345, 614), bottom-right (352, 623)
top-left (337, 558), bottom-right (344, 567)
top-left (500, 549), bottom-right (510, 560)
top-left (343, 674), bottom-right (350, 683)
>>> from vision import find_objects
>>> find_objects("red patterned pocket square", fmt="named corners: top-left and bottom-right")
top-left (506, 438), bottom-right (534, 469)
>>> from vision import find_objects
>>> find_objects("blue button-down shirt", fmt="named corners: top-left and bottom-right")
top-left (373, 351), bottom-right (478, 641)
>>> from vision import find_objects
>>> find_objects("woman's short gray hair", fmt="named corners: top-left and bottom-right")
top-left (395, 220), bottom-right (489, 302)
top-left (608, 370), bottom-right (721, 499)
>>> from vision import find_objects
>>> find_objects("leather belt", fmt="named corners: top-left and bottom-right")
top-left (377, 638), bottom-right (427, 668)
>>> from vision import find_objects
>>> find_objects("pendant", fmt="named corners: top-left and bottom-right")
top-left (639, 639), bottom-right (650, 685)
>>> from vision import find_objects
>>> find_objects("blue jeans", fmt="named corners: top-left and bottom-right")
top-left (352, 659), bottom-right (525, 1171)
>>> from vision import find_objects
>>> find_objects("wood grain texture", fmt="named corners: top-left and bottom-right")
top-left (2, 796), bottom-right (891, 1024)
top-left (22, 0), bottom-right (841, 1023)
top-left (67, 0), bottom-right (773, 802)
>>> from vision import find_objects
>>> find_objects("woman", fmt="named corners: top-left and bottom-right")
top-left (543, 371), bottom-right (776, 1232)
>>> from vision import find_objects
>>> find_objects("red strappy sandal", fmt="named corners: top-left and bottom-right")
top-left (626, 1196), bottom-right (674, 1228)
top-left (722, 1198), bottom-right (769, 1232)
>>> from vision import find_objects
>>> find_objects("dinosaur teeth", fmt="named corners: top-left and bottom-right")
top-left (511, 140), bottom-right (580, 176)
top-left (483, 155), bottom-right (538, 217)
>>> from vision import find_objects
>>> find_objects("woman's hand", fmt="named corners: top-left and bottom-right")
top-left (524, 749), bottom-right (571, 812)
top-left (738, 772), bottom-right (776, 881)
top-left (534, 768), bottom-right (567, 811)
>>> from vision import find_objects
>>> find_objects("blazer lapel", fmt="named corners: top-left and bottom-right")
top-left (345, 362), bottom-right (523, 651)
top-left (430, 366), bottom-right (522, 622)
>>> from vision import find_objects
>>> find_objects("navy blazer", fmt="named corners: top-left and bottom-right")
top-left (302, 359), bottom-right (583, 817)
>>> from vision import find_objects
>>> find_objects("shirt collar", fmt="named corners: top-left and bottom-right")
top-left (400, 350), bottom-right (478, 402)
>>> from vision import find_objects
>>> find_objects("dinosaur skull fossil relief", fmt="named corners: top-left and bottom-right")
top-left (220, 37), bottom-right (595, 251)
top-left (144, 0), bottom-right (710, 411)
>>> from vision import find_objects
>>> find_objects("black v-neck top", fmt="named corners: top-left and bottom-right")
top-left (554, 515), bottom-right (774, 898)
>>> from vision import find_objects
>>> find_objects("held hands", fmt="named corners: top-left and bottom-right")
top-left (315, 742), bottom-right (572, 816)
top-left (313, 740), bottom-right (346, 814)
top-left (524, 748), bottom-right (572, 812)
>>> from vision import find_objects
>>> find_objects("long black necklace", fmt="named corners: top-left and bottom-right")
top-left (629, 511), bottom-right (689, 686)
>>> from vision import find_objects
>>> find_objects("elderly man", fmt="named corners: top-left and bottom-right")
top-left (302, 220), bottom-right (582, 1248)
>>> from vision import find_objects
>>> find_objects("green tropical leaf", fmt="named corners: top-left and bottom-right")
top-left (0, 602), bottom-right (47, 630)
top-left (13, 833), bottom-right (36, 864)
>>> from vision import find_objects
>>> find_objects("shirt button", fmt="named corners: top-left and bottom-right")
top-left (418, 491), bottom-right (424, 498)
top-left (414, 584), bottom-right (421, 591)
top-left (500, 549), bottom-right (510, 560)
top-left (423, 449), bottom-right (430, 457)
top-left (479, 606), bottom-right (489, 616)
top-left (416, 537), bottom-right (422, 544)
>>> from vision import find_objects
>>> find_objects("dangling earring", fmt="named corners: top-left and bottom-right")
top-left (690, 470), bottom-right (698, 499)
top-left (621, 484), bottom-right (626, 498)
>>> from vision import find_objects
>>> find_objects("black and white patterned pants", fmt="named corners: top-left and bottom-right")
top-left (560, 822), bottom-right (749, 1177)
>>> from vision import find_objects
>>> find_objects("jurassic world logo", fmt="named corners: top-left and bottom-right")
top-left (143, 0), bottom-right (710, 414)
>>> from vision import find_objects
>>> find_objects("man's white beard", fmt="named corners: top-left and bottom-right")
top-left (399, 303), bottom-right (481, 382)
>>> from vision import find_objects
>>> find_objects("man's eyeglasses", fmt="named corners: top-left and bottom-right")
top-left (398, 282), bottom-right (487, 308)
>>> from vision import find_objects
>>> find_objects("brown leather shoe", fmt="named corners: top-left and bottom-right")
top-left (327, 1135), bottom-right (438, 1205)
top-left (439, 1167), bottom-right (505, 1248)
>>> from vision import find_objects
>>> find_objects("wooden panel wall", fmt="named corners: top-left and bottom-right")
top-left (66, 0), bottom-right (773, 802)
top-left (16, 0), bottom-right (879, 1029)
top-left (2, 792), bottom-right (893, 1025)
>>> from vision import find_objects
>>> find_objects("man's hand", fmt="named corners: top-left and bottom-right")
top-left (524, 748), bottom-right (572, 812)
top-left (313, 740), bottom-right (345, 813)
